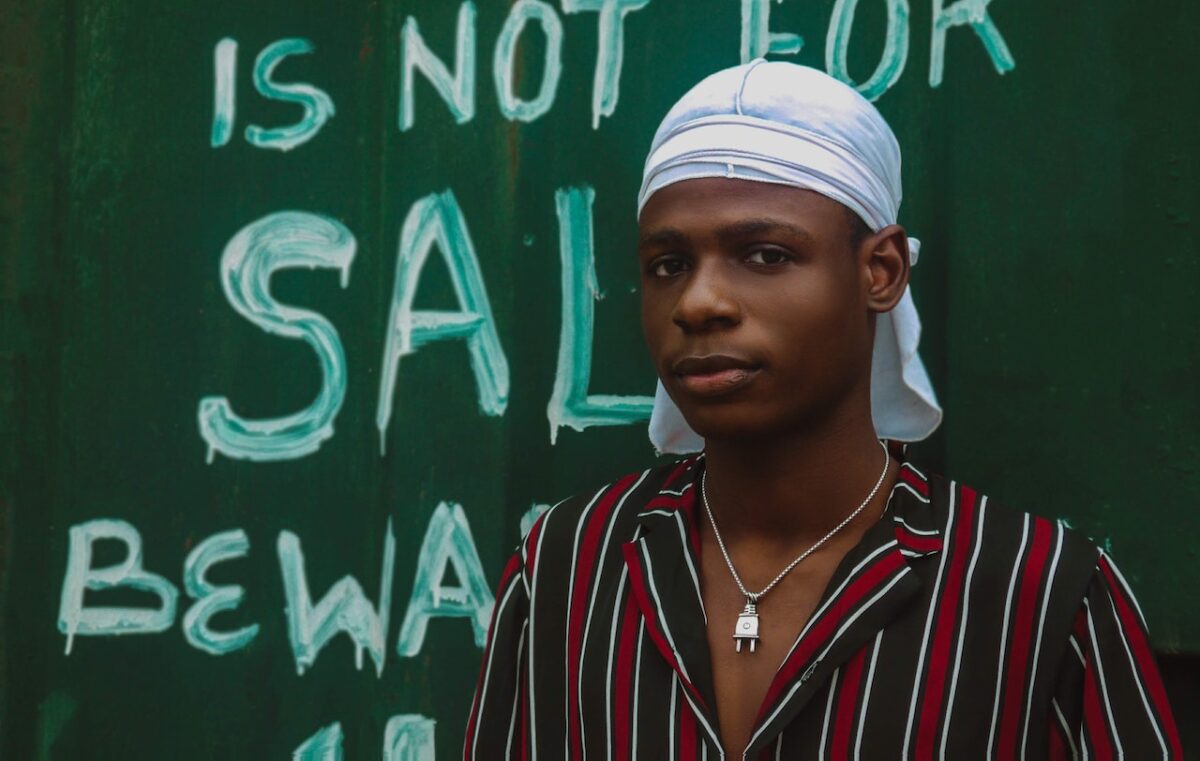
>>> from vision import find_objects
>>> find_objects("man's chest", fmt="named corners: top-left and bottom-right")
top-left (699, 541), bottom-right (847, 758)
top-left (551, 546), bottom-right (1069, 757)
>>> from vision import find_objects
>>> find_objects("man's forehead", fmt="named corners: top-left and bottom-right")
top-left (637, 179), bottom-right (851, 244)
top-left (641, 177), bottom-right (841, 212)
top-left (637, 218), bottom-right (816, 250)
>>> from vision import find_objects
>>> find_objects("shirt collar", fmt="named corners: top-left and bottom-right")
top-left (624, 441), bottom-right (942, 756)
top-left (632, 442), bottom-right (943, 550)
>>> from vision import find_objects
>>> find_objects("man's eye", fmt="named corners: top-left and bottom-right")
top-left (650, 257), bottom-right (689, 277)
top-left (745, 248), bottom-right (791, 265)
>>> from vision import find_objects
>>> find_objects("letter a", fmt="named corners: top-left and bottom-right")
top-left (395, 502), bottom-right (493, 656)
top-left (376, 191), bottom-right (509, 455)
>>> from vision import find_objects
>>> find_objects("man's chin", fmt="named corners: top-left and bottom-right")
top-left (676, 407), bottom-right (789, 444)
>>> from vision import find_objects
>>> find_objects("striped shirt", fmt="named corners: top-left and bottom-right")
top-left (465, 446), bottom-right (1182, 759)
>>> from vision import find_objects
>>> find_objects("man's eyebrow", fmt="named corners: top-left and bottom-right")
top-left (716, 218), bottom-right (815, 245)
top-left (637, 228), bottom-right (689, 251)
top-left (637, 219), bottom-right (816, 252)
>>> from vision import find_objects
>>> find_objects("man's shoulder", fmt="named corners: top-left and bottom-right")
top-left (916, 468), bottom-right (1103, 595)
top-left (522, 456), bottom-right (700, 562)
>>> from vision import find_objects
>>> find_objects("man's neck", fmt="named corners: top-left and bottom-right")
top-left (700, 408), bottom-right (895, 552)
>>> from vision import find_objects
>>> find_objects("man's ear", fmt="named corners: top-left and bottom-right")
top-left (861, 224), bottom-right (910, 313)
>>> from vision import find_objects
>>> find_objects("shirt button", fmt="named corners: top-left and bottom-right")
top-left (800, 661), bottom-right (819, 684)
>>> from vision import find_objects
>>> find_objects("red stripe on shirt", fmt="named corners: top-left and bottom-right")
top-left (567, 473), bottom-right (642, 758)
top-left (523, 510), bottom-right (546, 580)
top-left (662, 458), bottom-right (695, 490)
top-left (640, 461), bottom-right (696, 511)
top-left (643, 493), bottom-right (687, 511)
top-left (1071, 608), bottom-right (1115, 758)
top-left (997, 517), bottom-right (1054, 759)
top-left (641, 458), bottom-right (700, 514)
top-left (678, 695), bottom-right (699, 760)
top-left (613, 593), bottom-right (640, 761)
top-left (895, 526), bottom-right (944, 554)
top-left (1081, 633), bottom-right (1116, 761)
top-left (463, 553), bottom-right (523, 754)
top-left (899, 465), bottom-right (930, 497)
top-left (759, 550), bottom-right (906, 720)
top-left (1097, 556), bottom-right (1183, 755)
top-left (1048, 714), bottom-right (1069, 760)
top-left (496, 552), bottom-right (522, 593)
top-left (830, 645), bottom-right (869, 757)
top-left (621, 542), bottom-right (710, 712)
top-left (914, 485), bottom-right (979, 758)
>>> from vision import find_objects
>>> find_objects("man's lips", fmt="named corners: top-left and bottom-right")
top-left (671, 354), bottom-right (761, 397)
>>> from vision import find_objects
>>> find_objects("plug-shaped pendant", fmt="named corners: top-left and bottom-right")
top-left (733, 599), bottom-right (760, 653)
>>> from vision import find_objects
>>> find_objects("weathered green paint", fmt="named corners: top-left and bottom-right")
top-left (2, 0), bottom-right (1198, 757)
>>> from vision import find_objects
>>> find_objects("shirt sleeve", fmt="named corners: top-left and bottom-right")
top-left (1047, 551), bottom-right (1183, 759)
top-left (463, 549), bottom-right (530, 760)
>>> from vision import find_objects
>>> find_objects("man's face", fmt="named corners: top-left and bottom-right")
top-left (638, 177), bottom-right (883, 443)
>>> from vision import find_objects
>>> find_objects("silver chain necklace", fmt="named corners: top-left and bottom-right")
top-left (700, 439), bottom-right (890, 653)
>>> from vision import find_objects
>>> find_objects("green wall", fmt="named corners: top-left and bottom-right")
top-left (2, 0), bottom-right (1196, 756)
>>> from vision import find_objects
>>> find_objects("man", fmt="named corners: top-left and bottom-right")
top-left (465, 61), bottom-right (1181, 759)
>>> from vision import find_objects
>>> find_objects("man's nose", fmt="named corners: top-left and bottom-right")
top-left (671, 259), bottom-right (741, 333)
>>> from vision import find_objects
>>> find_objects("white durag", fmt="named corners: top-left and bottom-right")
top-left (638, 59), bottom-right (942, 454)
